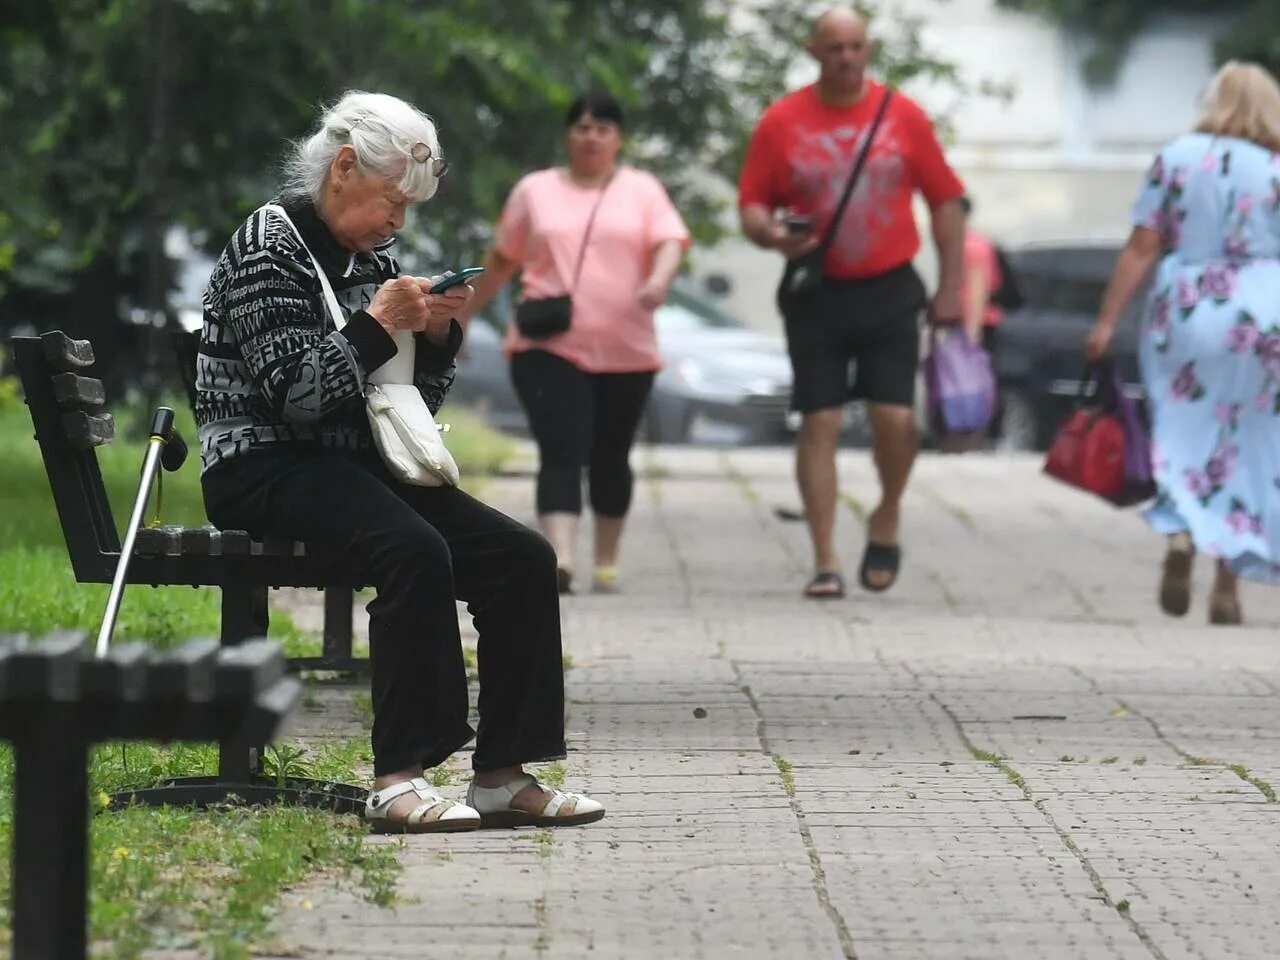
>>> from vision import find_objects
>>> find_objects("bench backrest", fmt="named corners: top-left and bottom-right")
top-left (11, 332), bottom-right (121, 582)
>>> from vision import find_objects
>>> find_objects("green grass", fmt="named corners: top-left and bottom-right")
top-left (1227, 763), bottom-right (1278, 802)
top-left (0, 739), bottom-right (398, 960)
top-left (971, 748), bottom-right (1027, 791)
top-left (440, 406), bottom-right (519, 484)
top-left (771, 753), bottom-right (796, 796)
top-left (539, 760), bottom-right (567, 788)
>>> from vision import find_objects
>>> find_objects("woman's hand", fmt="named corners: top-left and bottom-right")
top-left (1085, 321), bottom-right (1115, 362)
top-left (367, 277), bottom-right (430, 334)
top-left (416, 276), bottom-right (476, 344)
top-left (637, 278), bottom-right (670, 310)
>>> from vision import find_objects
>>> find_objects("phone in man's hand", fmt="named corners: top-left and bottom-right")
top-left (784, 213), bottom-right (813, 236)
top-left (431, 266), bottom-right (485, 293)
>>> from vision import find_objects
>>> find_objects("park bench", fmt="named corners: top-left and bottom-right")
top-left (0, 630), bottom-right (300, 960)
top-left (11, 330), bottom-right (367, 810)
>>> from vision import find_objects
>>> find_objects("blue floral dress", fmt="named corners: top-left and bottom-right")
top-left (1134, 132), bottom-right (1280, 583)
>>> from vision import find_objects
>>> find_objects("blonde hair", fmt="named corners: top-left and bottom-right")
top-left (1195, 61), bottom-right (1280, 152)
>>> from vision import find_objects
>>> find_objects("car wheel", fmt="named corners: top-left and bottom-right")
top-left (995, 387), bottom-right (1038, 452)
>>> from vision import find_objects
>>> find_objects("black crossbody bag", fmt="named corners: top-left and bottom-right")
top-left (514, 172), bottom-right (614, 339)
top-left (781, 88), bottom-right (894, 299)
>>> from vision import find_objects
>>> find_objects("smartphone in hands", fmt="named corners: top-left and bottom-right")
top-left (783, 213), bottom-right (813, 236)
top-left (431, 266), bottom-right (485, 293)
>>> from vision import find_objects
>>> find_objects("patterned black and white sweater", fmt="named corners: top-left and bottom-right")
top-left (196, 196), bottom-right (461, 473)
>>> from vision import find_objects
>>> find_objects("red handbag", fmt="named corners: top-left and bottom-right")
top-left (1043, 408), bottom-right (1127, 502)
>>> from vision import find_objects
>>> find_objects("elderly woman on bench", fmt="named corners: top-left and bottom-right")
top-left (195, 90), bottom-right (604, 833)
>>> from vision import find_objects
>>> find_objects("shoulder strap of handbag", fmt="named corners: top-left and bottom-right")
top-left (260, 202), bottom-right (348, 331)
top-left (815, 88), bottom-right (895, 259)
top-left (566, 170), bottom-right (616, 294)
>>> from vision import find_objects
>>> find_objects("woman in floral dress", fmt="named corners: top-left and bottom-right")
top-left (1088, 61), bottom-right (1280, 625)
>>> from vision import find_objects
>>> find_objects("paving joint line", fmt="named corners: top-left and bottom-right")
top-left (643, 453), bottom-right (694, 610)
top-left (878, 650), bottom-right (1167, 960)
top-left (732, 663), bottom-right (859, 960)
top-left (927, 689), bottom-right (1169, 960)
top-left (1068, 665), bottom-right (1279, 803)
top-left (721, 452), bottom-right (878, 625)
top-left (840, 488), bottom-right (966, 611)
top-left (718, 451), bottom-right (811, 577)
top-left (911, 483), bottom-right (1098, 617)
top-left (1238, 666), bottom-right (1280, 696)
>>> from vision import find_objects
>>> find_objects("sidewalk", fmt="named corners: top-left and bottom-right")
top-left (268, 446), bottom-right (1280, 960)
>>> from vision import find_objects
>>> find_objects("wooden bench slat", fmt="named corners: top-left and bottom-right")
top-left (61, 410), bottom-right (115, 449)
top-left (150, 637), bottom-right (220, 701)
top-left (50, 373), bottom-right (106, 410)
top-left (0, 634), bottom-right (24, 697)
top-left (7, 631), bottom-right (87, 700)
top-left (80, 641), bottom-right (152, 702)
top-left (243, 676), bottom-right (303, 744)
top-left (216, 639), bottom-right (286, 699)
top-left (216, 530), bottom-right (251, 556)
top-left (134, 525), bottom-right (184, 557)
top-left (40, 331), bottom-right (95, 370)
top-left (259, 537), bottom-right (295, 557)
top-left (180, 526), bottom-right (215, 555)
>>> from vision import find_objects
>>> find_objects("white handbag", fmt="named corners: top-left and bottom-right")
top-left (262, 204), bottom-right (460, 487)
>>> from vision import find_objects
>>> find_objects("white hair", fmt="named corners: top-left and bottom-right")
top-left (282, 90), bottom-right (443, 203)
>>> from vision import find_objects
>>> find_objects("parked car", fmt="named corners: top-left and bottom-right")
top-left (991, 242), bottom-right (1147, 451)
top-left (452, 285), bottom-right (808, 445)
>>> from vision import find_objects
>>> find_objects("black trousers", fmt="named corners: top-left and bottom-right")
top-left (203, 446), bottom-right (567, 777)
top-left (510, 349), bottom-right (655, 517)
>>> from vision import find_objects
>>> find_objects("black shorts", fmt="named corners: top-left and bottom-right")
top-left (778, 263), bottom-right (927, 413)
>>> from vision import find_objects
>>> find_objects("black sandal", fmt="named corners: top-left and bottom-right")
top-left (803, 571), bottom-right (845, 599)
top-left (859, 543), bottom-right (901, 593)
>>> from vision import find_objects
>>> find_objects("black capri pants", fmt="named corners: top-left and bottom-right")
top-left (510, 349), bottom-right (655, 517)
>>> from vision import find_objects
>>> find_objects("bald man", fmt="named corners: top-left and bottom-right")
top-left (739, 7), bottom-right (966, 599)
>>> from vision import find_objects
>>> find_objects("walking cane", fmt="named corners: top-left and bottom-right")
top-left (95, 406), bottom-right (189, 657)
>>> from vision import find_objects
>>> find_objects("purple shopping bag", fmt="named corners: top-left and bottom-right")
top-left (925, 326), bottom-right (997, 438)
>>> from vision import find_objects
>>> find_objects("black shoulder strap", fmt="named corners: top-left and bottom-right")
top-left (817, 88), bottom-right (895, 257)
top-left (568, 171), bottom-right (615, 294)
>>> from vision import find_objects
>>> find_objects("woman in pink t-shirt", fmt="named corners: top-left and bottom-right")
top-left (463, 92), bottom-right (690, 594)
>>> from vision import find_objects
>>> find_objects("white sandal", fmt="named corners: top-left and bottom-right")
top-left (467, 773), bottom-right (606, 828)
top-left (365, 777), bottom-right (481, 834)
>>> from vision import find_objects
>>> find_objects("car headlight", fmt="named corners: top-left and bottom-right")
top-left (674, 359), bottom-right (752, 399)
top-left (673, 359), bottom-right (792, 400)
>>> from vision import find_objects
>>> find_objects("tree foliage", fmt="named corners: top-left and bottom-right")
top-left (995, 0), bottom-right (1280, 87)
top-left (0, 0), bottom-right (967, 360)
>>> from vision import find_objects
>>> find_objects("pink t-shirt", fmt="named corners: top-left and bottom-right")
top-left (495, 166), bottom-right (691, 372)
top-left (963, 229), bottom-right (1004, 327)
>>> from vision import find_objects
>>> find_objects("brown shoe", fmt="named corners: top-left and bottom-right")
top-left (1159, 537), bottom-right (1194, 617)
top-left (1209, 592), bottom-right (1243, 626)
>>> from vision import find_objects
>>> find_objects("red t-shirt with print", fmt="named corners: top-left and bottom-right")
top-left (738, 81), bottom-right (965, 280)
